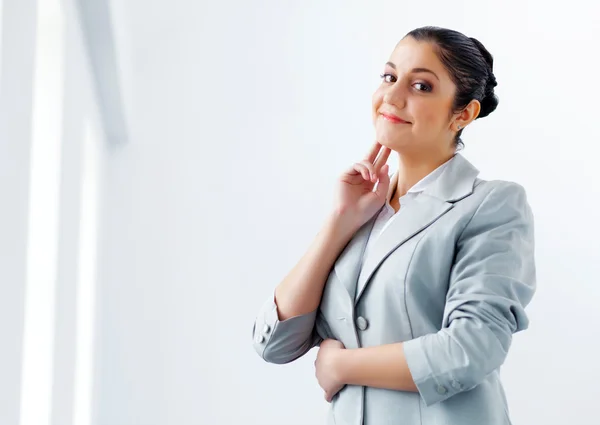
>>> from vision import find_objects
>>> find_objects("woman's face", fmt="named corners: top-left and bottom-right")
top-left (372, 37), bottom-right (459, 153)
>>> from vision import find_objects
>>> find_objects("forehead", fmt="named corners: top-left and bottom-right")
top-left (388, 37), bottom-right (450, 80)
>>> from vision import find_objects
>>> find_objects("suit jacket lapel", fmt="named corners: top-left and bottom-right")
top-left (333, 212), bottom-right (379, 300)
top-left (354, 153), bottom-right (480, 305)
top-left (354, 196), bottom-right (452, 303)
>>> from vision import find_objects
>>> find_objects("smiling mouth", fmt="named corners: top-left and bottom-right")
top-left (380, 113), bottom-right (410, 124)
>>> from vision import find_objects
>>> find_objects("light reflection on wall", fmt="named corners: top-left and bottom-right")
top-left (72, 116), bottom-right (100, 425)
top-left (19, 0), bottom-right (64, 424)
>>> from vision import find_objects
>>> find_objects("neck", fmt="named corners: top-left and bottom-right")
top-left (391, 147), bottom-right (455, 201)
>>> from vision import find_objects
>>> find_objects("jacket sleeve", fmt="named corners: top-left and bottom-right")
top-left (402, 181), bottom-right (536, 406)
top-left (252, 292), bottom-right (322, 364)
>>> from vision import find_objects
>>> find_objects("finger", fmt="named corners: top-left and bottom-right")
top-left (374, 165), bottom-right (390, 199)
top-left (364, 141), bottom-right (382, 163)
top-left (358, 160), bottom-right (377, 182)
top-left (325, 392), bottom-right (333, 403)
top-left (373, 147), bottom-right (392, 173)
top-left (352, 163), bottom-right (371, 182)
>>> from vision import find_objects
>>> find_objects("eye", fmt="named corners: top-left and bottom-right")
top-left (380, 73), bottom-right (396, 83)
top-left (413, 82), bottom-right (432, 92)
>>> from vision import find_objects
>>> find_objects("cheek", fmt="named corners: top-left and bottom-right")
top-left (413, 101), bottom-right (446, 129)
top-left (371, 90), bottom-right (383, 121)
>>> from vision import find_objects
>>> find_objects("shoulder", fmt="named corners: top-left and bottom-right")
top-left (473, 178), bottom-right (528, 198)
top-left (464, 179), bottom-right (534, 234)
top-left (471, 179), bottom-right (531, 212)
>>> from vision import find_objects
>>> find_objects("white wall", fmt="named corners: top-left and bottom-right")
top-left (0, 0), bottom-right (107, 424)
top-left (51, 2), bottom-right (108, 425)
top-left (0, 1), bottom-right (37, 423)
top-left (95, 1), bottom-right (600, 424)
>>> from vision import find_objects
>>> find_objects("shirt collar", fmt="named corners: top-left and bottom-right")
top-left (406, 157), bottom-right (453, 194)
top-left (385, 153), bottom-right (480, 204)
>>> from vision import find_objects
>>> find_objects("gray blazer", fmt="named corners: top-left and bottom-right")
top-left (252, 153), bottom-right (536, 425)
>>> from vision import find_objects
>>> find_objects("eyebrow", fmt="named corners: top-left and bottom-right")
top-left (385, 62), bottom-right (440, 81)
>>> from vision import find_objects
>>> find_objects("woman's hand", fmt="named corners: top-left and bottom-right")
top-left (333, 142), bottom-right (392, 231)
top-left (315, 339), bottom-right (347, 402)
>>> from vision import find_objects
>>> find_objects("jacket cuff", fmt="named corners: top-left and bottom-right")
top-left (253, 296), bottom-right (280, 353)
top-left (403, 336), bottom-right (465, 406)
top-left (252, 293), bottom-right (318, 364)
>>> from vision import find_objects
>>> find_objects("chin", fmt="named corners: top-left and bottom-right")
top-left (376, 133), bottom-right (410, 152)
top-left (375, 122), bottom-right (413, 150)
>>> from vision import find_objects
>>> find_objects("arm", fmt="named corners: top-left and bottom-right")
top-left (326, 182), bottom-right (536, 404)
top-left (274, 213), bottom-right (357, 320)
top-left (252, 143), bottom-right (392, 364)
top-left (252, 213), bottom-right (355, 364)
top-left (336, 342), bottom-right (417, 392)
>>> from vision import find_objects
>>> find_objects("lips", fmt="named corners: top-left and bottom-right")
top-left (380, 112), bottom-right (410, 124)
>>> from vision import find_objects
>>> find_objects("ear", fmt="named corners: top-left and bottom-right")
top-left (452, 99), bottom-right (481, 131)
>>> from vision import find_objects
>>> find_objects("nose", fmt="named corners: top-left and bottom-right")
top-left (382, 81), bottom-right (406, 108)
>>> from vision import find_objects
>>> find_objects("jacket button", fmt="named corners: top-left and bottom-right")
top-left (356, 316), bottom-right (369, 331)
top-left (451, 380), bottom-right (462, 390)
top-left (263, 324), bottom-right (271, 334)
top-left (436, 385), bottom-right (448, 395)
top-left (255, 335), bottom-right (265, 344)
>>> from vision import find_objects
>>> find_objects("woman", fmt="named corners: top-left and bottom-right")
top-left (252, 26), bottom-right (536, 425)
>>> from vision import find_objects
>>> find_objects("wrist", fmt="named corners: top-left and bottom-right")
top-left (334, 347), bottom-right (353, 385)
top-left (324, 211), bottom-right (360, 242)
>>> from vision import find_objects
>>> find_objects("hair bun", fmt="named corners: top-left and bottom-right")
top-left (487, 73), bottom-right (497, 89)
top-left (479, 77), bottom-right (499, 118)
top-left (485, 72), bottom-right (497, 98)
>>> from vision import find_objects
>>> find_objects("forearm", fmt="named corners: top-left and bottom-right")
top-left (337, 343), bottom-right (418, 392)
top-left (274, 212), bottom-right (357, 320)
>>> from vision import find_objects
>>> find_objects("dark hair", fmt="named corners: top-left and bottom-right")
top-left (404, 26), bottom-right (498, 148)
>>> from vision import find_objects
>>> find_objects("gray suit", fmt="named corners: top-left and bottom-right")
top-left (252, 154), bottom-right (536, 425)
